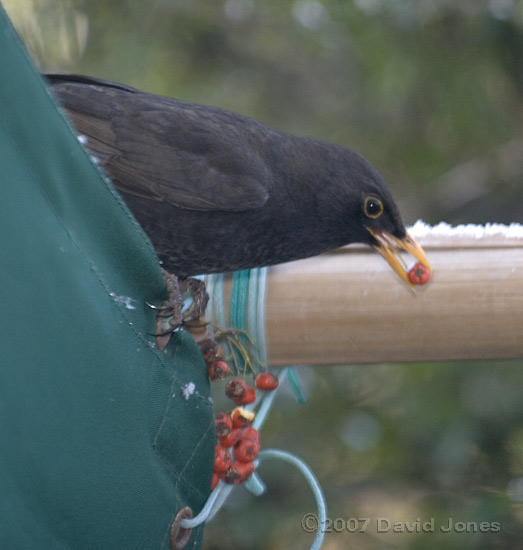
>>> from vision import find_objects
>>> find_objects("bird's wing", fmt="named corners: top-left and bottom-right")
top-left (47, 75), bottom-right (271, 212)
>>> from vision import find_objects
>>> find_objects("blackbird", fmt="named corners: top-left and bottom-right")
top-left (45, 74), bottom-right (431, 287)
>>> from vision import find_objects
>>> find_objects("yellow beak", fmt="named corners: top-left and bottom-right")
top-left (367, 228), bottom-right (432, 289)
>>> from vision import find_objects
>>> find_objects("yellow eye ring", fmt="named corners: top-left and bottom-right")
top-left (364, 196), bottom-right (384, 219)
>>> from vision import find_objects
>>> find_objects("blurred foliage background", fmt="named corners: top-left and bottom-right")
top-left (4, 0), bottom-right (523, 548)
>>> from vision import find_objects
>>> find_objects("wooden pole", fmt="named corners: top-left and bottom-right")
top-left (221, 228), bottom-right (523, 365)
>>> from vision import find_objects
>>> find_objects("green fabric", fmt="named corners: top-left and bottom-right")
top-left (0, 6), bottom-right (214, 549)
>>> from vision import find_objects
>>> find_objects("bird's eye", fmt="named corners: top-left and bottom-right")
top-left (364, 196), bottom-right (384, 219)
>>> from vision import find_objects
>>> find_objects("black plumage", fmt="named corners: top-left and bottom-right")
top-left (45, 74), bottom-right (430, 284)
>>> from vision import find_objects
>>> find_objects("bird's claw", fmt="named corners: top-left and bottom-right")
top-left (152, 270), bottom-right (209, 350)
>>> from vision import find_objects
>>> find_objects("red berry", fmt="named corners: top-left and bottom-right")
top-left (230, 406), bottom-right (256, 428)
top-left (233, 386), bottom-right (256, 405)
top-left (214, 412), bottom-right (233, 438)
top-left (199, 338), bottom-right (224, 363)
top-left (408, 262), bottom-right (431, 285)
top-left (225, 378), bottom-right (248, 401)
top-left (234, 438), bottom-right (260, 462)
top-left (219, 428), bottom-right (240, 448)
top-left (207, 360), bottom-right (231, 381)
top-left (255, 372), bottom-right (279, 391)
top-left (224, 461), bottom-right (255, 484)
top-left (237, 427), bottom-right (260, 444)
top-left (213, 445), bottom-right (232, 473)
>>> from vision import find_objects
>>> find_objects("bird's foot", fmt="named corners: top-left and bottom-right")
top-left (150, 272), bottom-right (261, 375)
top-left (152, 270), bottom-right (209, 350)
top-left (179, 277), bottom-right (209, 326)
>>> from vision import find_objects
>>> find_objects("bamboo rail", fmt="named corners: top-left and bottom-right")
top-left (221, 225), bottom-right (523, 365)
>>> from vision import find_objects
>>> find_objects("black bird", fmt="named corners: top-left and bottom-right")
top-left (46, 74), bottom-right (431, 287)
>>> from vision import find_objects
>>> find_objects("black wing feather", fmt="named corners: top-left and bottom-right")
top-left (46, 74), bottom-right (270, 212)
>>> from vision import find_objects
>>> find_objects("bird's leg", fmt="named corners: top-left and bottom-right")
top-left (153, 270), bottom-right (209, 350)
top-left (154, 270), bottom-right (184, 349)
top-left (178, 277), bottom-right (209, 326)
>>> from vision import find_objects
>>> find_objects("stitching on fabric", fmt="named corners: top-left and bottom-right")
top-left (153, 370), bottom-right (214, 494)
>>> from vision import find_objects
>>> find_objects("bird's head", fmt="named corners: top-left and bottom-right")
top-left (353, 162), bottom-right (432, 289)
top-left (316, 146), bottom-right (432, 289)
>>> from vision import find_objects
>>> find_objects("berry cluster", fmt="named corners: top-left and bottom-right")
top-left (212, 410), bottom-right (259, 488)
top-left (199, 335), bottom-right (279, 489)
